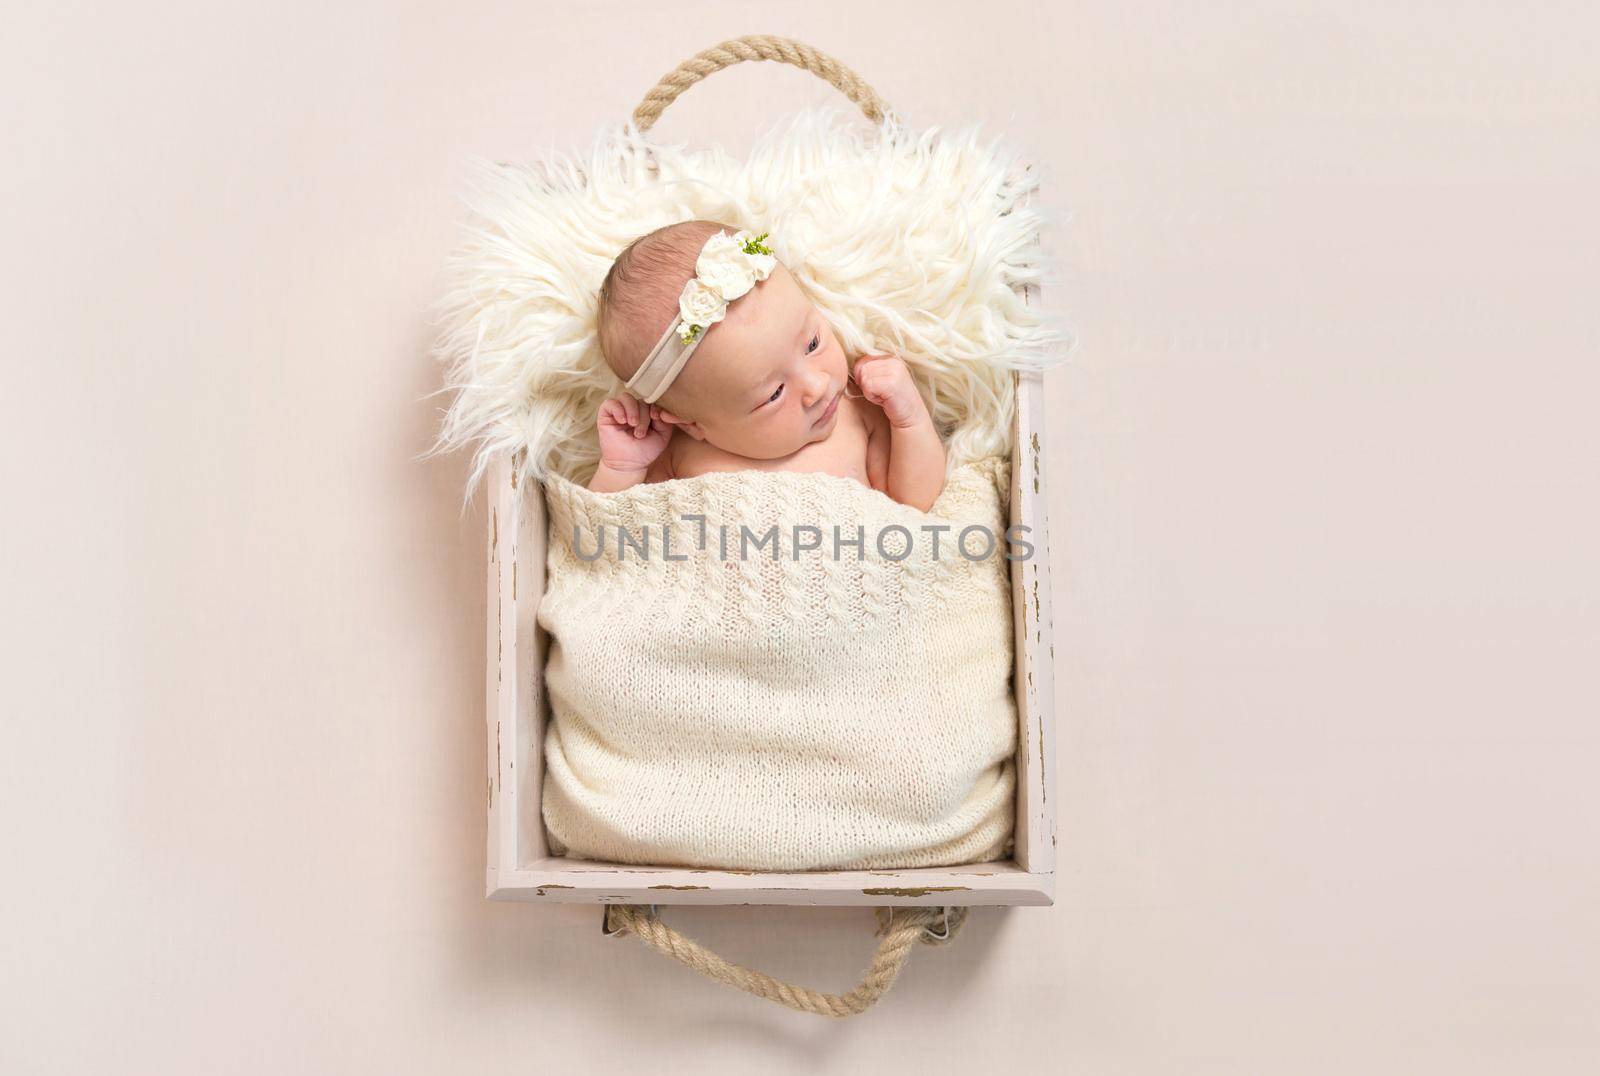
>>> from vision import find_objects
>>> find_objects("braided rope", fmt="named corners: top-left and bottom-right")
top-left (631, 35), bottom-right (894, 132)
top-left (605, 905), bottom-right (969, 1017)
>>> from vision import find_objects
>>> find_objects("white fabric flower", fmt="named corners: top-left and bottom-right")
top-left (678, 277), bottom-right (727, 332)
top-left (745, 250), bottom-right (776, 279)
top-left (695, 232), bottom-right (759, 300)
top-left (728, 230), bottom-right (777, 283)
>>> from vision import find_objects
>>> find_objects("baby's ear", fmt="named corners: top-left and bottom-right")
top-left (655, 406), bottom-right (705, 441)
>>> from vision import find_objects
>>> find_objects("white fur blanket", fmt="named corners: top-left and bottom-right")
top-left (538, 456), bottom-right (1018, 871)
top-left (430, 106), bottom-right (1070, 492)
top-left (430, 105), bottom-right (1070, 871)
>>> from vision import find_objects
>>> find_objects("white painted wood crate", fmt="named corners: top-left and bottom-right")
top-left (483, 322), bottom-right (1058, 907)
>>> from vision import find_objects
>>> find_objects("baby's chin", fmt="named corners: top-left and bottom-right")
top-left (783, 408), bottom-right (844, 453)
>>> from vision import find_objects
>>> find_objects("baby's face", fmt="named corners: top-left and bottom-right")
top-left (660, 263), bottom-right (850, 460)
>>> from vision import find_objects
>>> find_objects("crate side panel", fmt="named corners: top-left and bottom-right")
top-left (516, 479), bottom-right (549, 866)
top-left (1011, 298), bottom-right (1058, 874)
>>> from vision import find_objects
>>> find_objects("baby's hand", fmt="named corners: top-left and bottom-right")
top-left (851, 353), bottom-right (929, 429)
top-left (596, 394), bottom-right (673, 476)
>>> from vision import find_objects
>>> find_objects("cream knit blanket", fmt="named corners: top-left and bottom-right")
top-left (537, 457), bottom-right (1018, 871)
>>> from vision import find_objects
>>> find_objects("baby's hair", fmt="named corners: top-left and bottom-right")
top-left (596, 218), bottom-right (738, 386)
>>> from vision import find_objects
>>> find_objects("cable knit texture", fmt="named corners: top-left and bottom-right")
top-left (538, 456), bottom-right (1017, 870)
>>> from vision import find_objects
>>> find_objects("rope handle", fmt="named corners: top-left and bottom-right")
top-left (630, 35), bottom-right (896, 133)
top-left (604, 904), bottom-right (969, 1017)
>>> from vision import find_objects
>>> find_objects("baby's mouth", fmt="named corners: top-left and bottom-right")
top-left (812, 388), bottom-right (842, 427)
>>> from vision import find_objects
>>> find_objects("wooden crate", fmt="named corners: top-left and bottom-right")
top-left (481, 340), bottom-right (1058, 907)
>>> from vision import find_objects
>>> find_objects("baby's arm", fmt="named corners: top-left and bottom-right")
top-left (588, 395), bottom-right (673, 492)
top-left (853, 353), bottom-right (946, 512)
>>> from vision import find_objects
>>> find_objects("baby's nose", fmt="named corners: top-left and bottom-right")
top-left (802, 371), bottom-right (830, 406)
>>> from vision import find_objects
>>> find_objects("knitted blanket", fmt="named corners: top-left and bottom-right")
top-left (537, 457), bottom-right (1018, 871)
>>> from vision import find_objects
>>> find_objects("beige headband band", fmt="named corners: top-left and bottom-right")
top-left (625, 321), bottom-right (704, 404)
top-left (623, 228), bottom-right (777, 404)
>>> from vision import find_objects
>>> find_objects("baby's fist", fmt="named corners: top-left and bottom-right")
top-left (851, 353), bottom-right (928, 429)
top-left (596, 394), bottom-right (672, 475)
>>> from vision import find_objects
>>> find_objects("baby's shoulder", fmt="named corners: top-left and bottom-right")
top-left (844, 391), bottom-right (890, 437)
top-left (654, 427), bottom-right (741, 482)
top-left (643, 438), bottom-right (679, 483)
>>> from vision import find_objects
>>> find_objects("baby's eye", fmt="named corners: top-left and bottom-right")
top-left (806, 334), bottom-right (820, 354)
top-left (767, 384), bottom-right (784, 404)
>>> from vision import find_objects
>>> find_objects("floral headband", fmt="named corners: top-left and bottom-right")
top-left (623, 228), bottom-right (777, 404)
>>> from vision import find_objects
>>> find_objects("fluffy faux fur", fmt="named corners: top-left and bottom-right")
top-left (430, 106), bottom-right (1071, 492)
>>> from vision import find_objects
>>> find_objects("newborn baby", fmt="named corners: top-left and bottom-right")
top-left (588, 220), bottom-right (946, 511)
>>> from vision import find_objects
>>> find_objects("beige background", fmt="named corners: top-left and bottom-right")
top-left (4, 2), bottom-right (1597, 1072)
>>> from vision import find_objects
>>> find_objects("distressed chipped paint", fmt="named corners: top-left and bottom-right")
top-left (1031, 431), bottom-right (1041, 494)
top-left (861, 886), bottom-right (968, 897)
